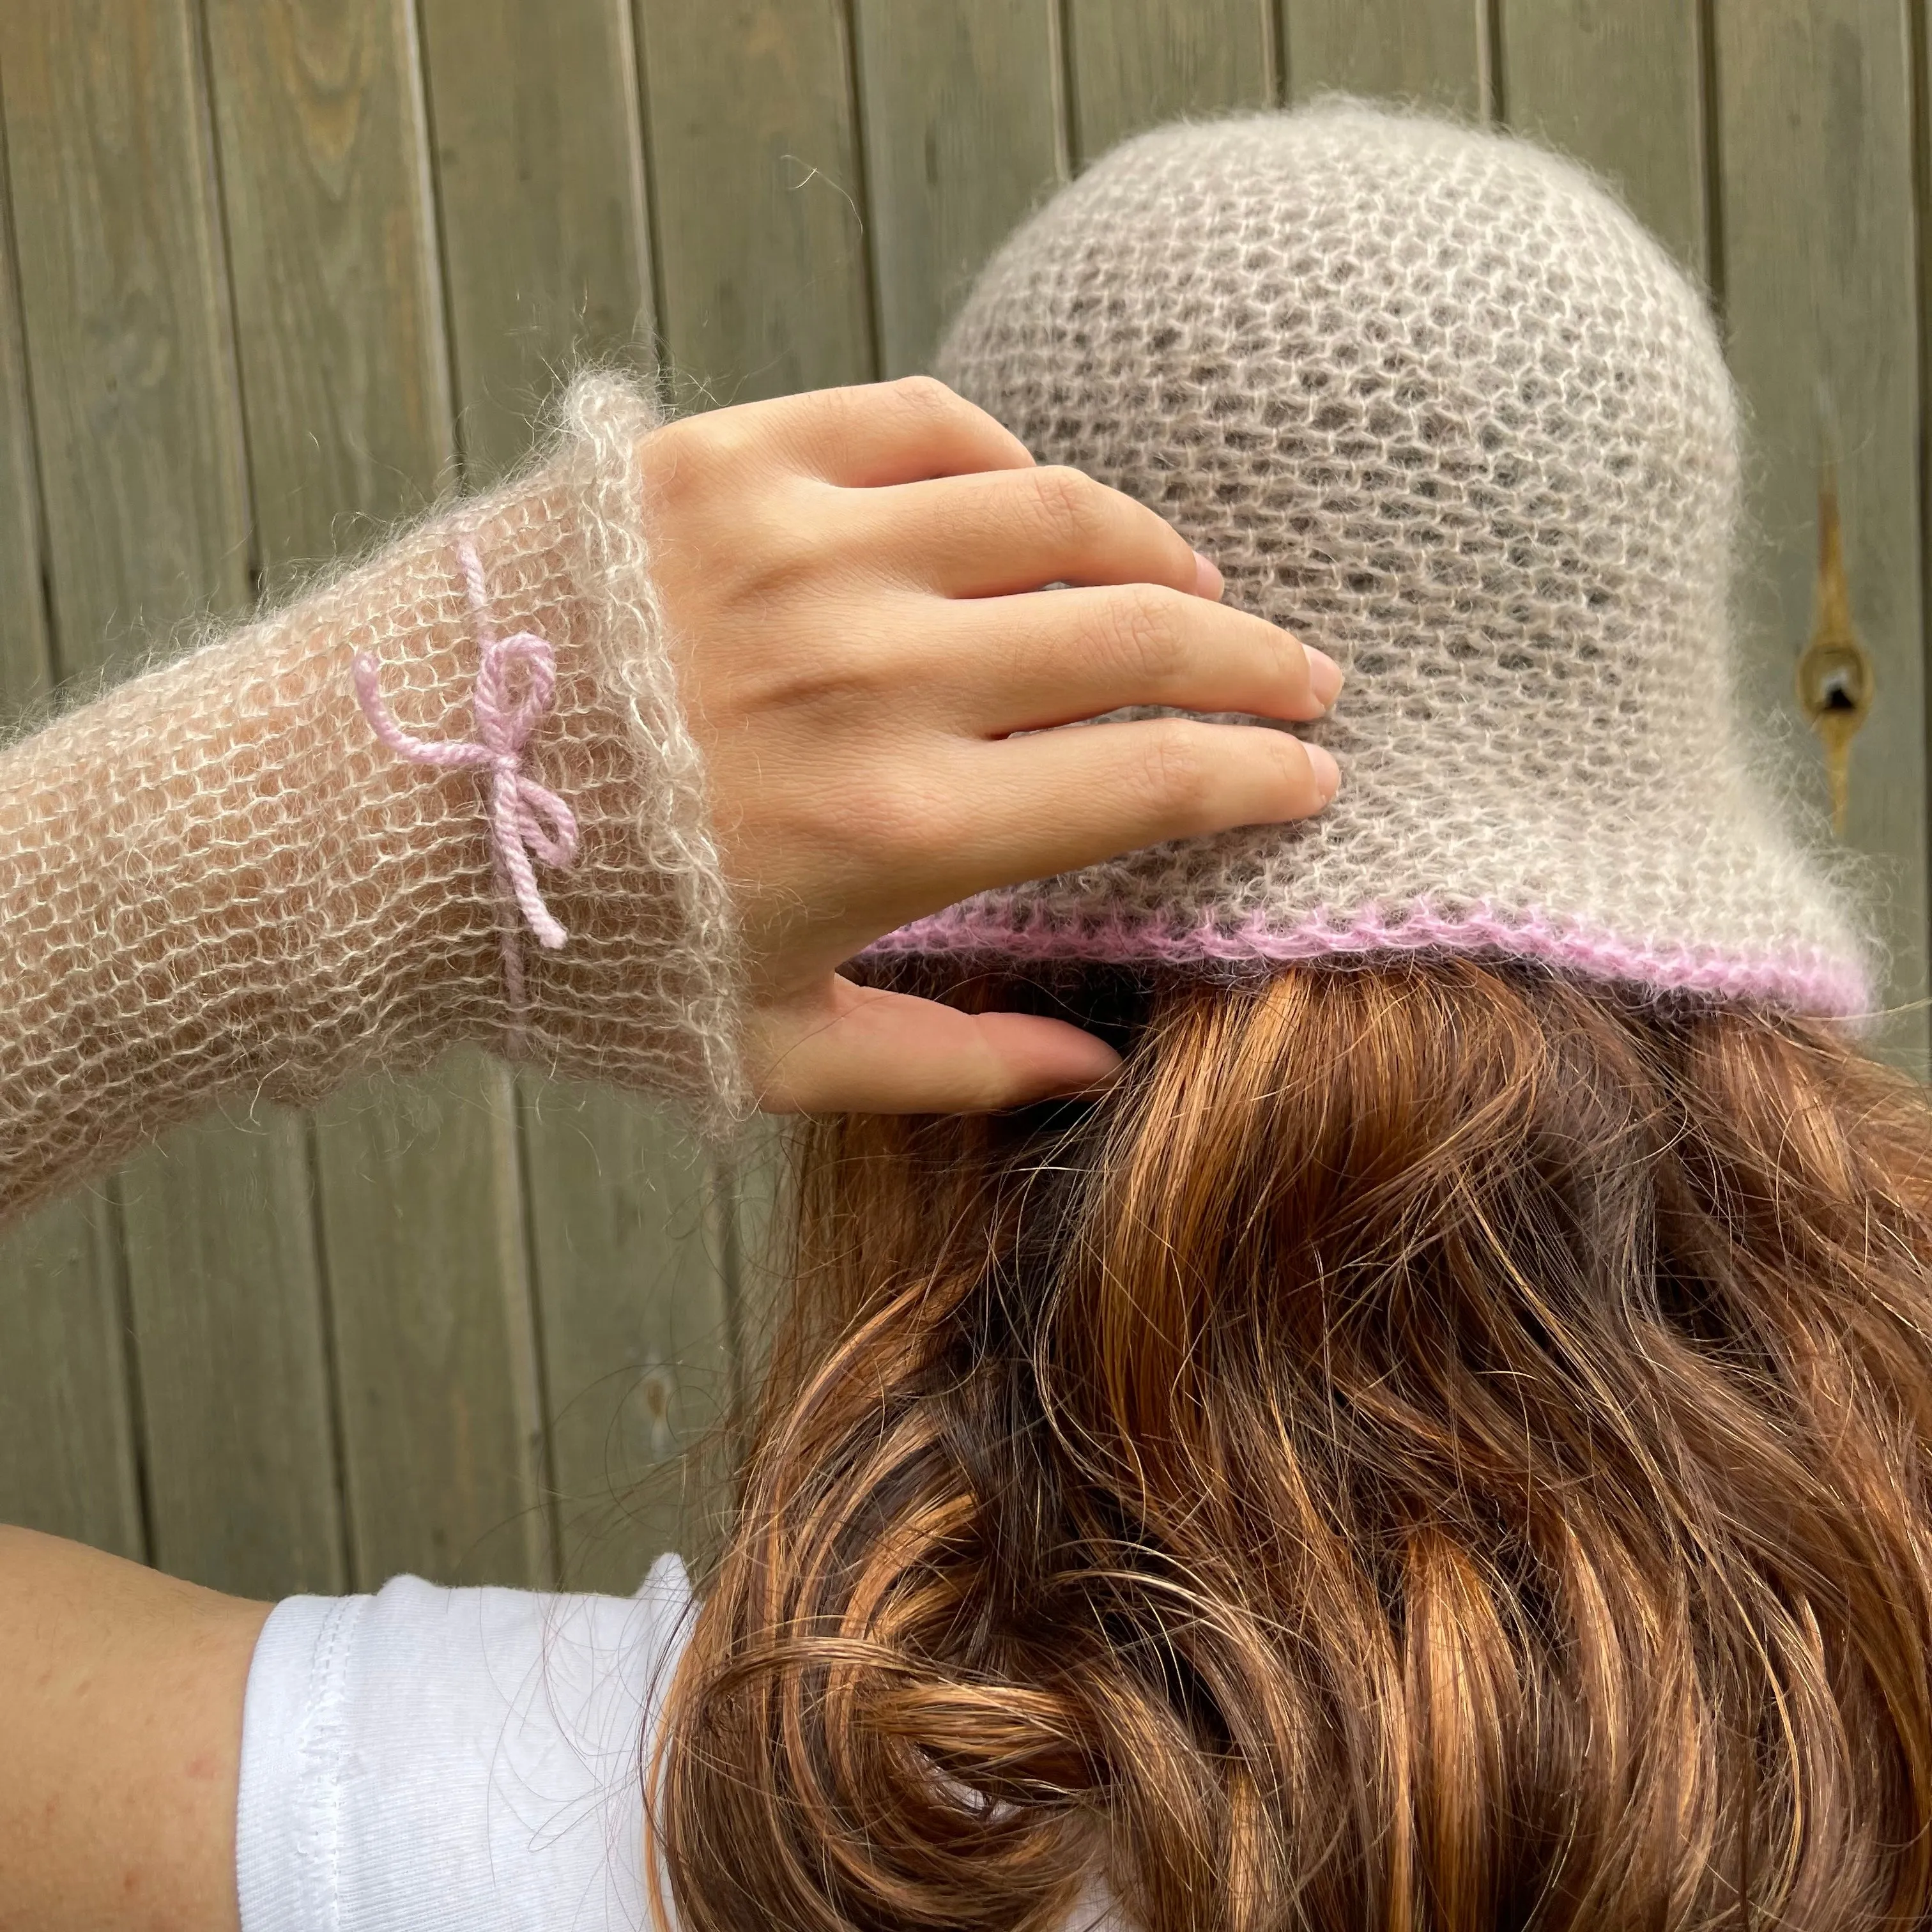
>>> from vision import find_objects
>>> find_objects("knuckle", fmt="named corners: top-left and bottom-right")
top-left (1025, 464), bottom-right (1105, 553)
top-left (884, 372), bottom-right (958, 418)
top-left (1095, 583), bottom-right (1188, 689)
top-left (646, 410), bottom-right (755, 499)
top-left (1133, 719), bottom-right (1213, 820)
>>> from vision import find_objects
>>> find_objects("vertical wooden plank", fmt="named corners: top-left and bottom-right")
top-left (1714, 0), bottom-right (1928, 1071)
top-left (1498, 0), bottom-right (1706, 274)
top-left (854, 0), bottom-right (1067, 378)
top-left (205, 0), bottom-right (453, 589)
top-left (307, 1071), bottom-right (544, 1584)
top-left (524, 1089), bottom-right (733, 1592)
top-left (0, 1), bottom-right (247, 681)
top-left (420, 0), bottom-right (734, 1591)
top-left (0, 0), bottom-right (344, 1593)
top-left (0, 1200), bottom-right (144, 1558)
top-left (0, 86), bottom-right (49, 722)
top-left (114, 1114), bottom-right (343, 1595)
top-left (632, 1), bottom-right (880, 1570)
top-left (0, 29), bottom-right (144, 1562)
top-left (635, 0), bottom-right (873, 405)
top-left (204, 0), bottom-right (547, 1587)
top-left (1065, 0), bottom-right (1276, 169)
top-left (1282, 0), bottom-right (1486, 113)
top-left (418, 0), bottom-right (654, 481)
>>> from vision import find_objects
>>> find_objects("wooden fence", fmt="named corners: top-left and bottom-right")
top-left (2, 0), bottom-right (1928, 1599)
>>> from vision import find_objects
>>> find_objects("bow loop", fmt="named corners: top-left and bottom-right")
top-left (473, 630), bottom-right (558, 756)
top-left (351, 540), bottom-right (580, 1027)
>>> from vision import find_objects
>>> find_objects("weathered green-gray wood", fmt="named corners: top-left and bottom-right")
top-left (1713, 0), bottom-right (1929, 1073)
top-left (1498, 0), bottom-right (1706, 274)
top-left (1282, 0), bottom-right (1487, 114)
top-left (0, 1), bottom-right (344, 1592)
top-left (1064, 0), bottom-right (1277, 169)
top-left (204, 0), bottom-right (454, 588)
top-left (308, 1068), bottom-right (545, 1585)
top-left (523, 1086), bottom-right (733, 1591)
top-left (635, 0), bottom-right (874, 404)
top-left (419, 0), bottom-right (655, 481)
top-left (0, 34), bottom-right (143, 1561)
top-left (204, 0), bottom-right (548, 1588)
top-left (0, 2), bottom-right (249, 680)
top-left (0, 91), bottom-right (47, 722)
top-left (419, 0), bottom-right (736, 1591)
top-left (113, 1113), bottom-right (344, 1594)
top-left (854, 0), bottom-right (1067, 377)
top-left (0, 1196), bottom-right (143, 1557)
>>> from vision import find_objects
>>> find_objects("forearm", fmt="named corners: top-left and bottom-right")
top-left (0, 1526), bottom-right (268, 1932)
top-left (0, 375), bottom-right (742, 1229)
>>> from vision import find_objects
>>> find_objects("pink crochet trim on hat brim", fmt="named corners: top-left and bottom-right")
top-left (859, 899), bottom-right (1871, 1018)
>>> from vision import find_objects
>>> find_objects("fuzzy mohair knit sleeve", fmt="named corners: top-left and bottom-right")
top-left (0, 375), bottom-right (745, 1230)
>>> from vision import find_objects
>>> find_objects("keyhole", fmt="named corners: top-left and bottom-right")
top-left (1818, 670), bottom-right (1858, 712)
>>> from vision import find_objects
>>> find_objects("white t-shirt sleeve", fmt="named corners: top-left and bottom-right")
top-left (236, 1552), bottom-right (696, 1932)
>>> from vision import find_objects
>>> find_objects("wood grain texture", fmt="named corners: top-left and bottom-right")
top-left (418, 0), bottom-right (654, 481)
top-left (1715, 0), bottom-right (1929, 1071)
top-left (0, 0), bottom-right (250, 680)
top-left (0, 1), bottom-right (344, 1587)
top-left (204, 0), bottom-right (453, 583)
top-left (1498, 0), bottom-right (1706, 273)
top-left (1066, 0), bottom-right (1276, 168)
top-left (314, 1059), bottom-right (548, 1586)
top-left (522, 1084), bottom-right (733, 1593)
top-left (0, 1196), bottom-right (144, 1558)
top-left (114, 1112), bottom-right (344, 1594)
top-left (854, 0), bottom-right (1067, 376)
top-left (205, 0), bottom-right (548, 1588)
top-left (636, 0), bottom-right (873, 404)
top-left (1283, 0), bottom-right (1486, 112)
top-left (0, 93), bottom-right (49, 723)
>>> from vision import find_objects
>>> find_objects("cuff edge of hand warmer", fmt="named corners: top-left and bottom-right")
top-left (551, 372), bottom-right (753, 1141)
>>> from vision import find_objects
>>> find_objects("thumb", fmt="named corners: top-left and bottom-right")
top-left (747, 976), bottom-right (1123, 1115)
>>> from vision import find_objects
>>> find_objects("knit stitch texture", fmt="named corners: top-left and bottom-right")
top-left (865, 106), bottom-right (1871, 1016)
top-left (0, 374), bottom-right (744, 1229)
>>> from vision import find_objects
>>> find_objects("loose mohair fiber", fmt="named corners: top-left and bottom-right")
top-left (864, 106), bottom-right (1869, 1018)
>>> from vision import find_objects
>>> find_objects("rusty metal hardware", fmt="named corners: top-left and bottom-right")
top-left (1793, 456), bottom-right (1873, 838)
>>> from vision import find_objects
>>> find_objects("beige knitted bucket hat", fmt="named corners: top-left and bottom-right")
top-left (865, 105), bottom-right (1869, 1015)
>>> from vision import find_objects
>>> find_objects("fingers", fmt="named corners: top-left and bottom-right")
top-left (865, 462), bottom-right (1202, 599)
top-left (908, 717), bottom-right (1340, 913)
top-left (749, 979), bottom-right (1122, 1114)
top-left (759, 376), bottom-right (1036, 487)
top-left (932, 583), bottom-right (1342, 732)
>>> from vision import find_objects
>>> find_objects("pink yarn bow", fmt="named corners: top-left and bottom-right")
top-left (351, 542), bottom-right (579, 1023)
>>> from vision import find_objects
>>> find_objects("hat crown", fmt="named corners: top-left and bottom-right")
top-left (940, 106), bottom-right (1736, 716)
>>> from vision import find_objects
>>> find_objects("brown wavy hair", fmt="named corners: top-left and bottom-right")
top-left (652, 958), bottom-right (1932, 1931)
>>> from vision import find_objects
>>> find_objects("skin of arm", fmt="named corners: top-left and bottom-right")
top-left (0, 1528), bottom-right (268, 1932)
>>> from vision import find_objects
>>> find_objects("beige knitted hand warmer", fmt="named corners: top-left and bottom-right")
top-left (0, 374), bottom-right (743, 1230)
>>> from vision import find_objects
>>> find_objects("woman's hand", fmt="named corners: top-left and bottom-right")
top-left (640, 378), bottom-right (1342, 1114)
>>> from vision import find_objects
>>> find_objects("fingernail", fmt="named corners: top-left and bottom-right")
top-left (1192, 550), bottom-right (1224, 600)
top-left (1304, 646), bottom-right (1344, 709)
top-left (1305, 741), bottom-right (1341, 802)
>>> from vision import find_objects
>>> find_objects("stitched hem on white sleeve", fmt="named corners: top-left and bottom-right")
top-left (237, 1554), bottom-right (695, 1932)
